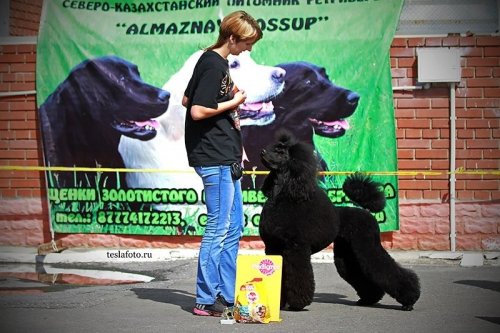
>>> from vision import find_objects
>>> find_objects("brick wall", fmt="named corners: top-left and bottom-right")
top-left (389, 36), bottom-right (499, 251)
top-left (9, 0), bottom-right (43, 36)
top-left (0, 2), bottom-right (498, 250)
top-left (391, 37), bottom-right (499, 202)
top-left (0, 43), bottom-right (39, 198)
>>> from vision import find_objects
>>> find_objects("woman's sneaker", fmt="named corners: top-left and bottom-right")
top-left (216, 294), bottom-right (233, 307)
top-left (193, 298), bottom-right (225, 317)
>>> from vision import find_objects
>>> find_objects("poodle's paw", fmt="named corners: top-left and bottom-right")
top-left (285, 299), bottom-right (310, 311)
top-left (401, 304), bottom-right (414, 311)
top-left (287, 305), bottom-right (307, 311)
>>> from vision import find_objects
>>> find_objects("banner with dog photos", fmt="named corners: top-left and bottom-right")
top-left (37, 0), bottom-right (403, 236)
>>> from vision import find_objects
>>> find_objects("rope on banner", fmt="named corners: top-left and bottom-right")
top-left (0, 165), bottom-right (499, 176)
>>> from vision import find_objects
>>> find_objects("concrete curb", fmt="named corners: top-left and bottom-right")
top-left (0, 246), bottom-right (499, 266)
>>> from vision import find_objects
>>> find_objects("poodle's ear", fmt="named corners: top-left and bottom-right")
top-left (282, 142), bottom-right (319, 201)
top-left (284, 180), bottom-right (314, 201)
top-left (261, 171), bottom-right (277, 198)
top-left (261, 170), bottom-right (288, 199)
top-left (284, 164), bottom-right (318, 201)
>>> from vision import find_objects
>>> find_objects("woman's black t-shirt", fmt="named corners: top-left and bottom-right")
top-left (184, 50), bottom-right (242, 167)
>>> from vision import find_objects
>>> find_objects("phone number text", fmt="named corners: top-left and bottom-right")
top-left (96, 210), bottom-right (184, 226)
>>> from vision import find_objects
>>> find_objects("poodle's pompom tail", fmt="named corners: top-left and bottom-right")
top-left (343, 173), bottom-right (386, 212)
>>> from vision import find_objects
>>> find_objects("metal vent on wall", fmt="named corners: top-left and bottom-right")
top-left (396, 0), bottom-right (499, 35)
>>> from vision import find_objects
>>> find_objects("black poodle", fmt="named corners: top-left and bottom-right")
top-left (259, 130), bottom-right (420, 311)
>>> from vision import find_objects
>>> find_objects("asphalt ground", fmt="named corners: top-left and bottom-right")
top-left (1, 256), bottom-right (499, 333)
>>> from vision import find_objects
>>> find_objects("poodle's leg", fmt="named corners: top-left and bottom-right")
top-left (336, 208), bottom-right (420, 311)
top-left (282, 246), bottom-right (314, 310)
top-left (348, 238), bottom-right (420, 311)
top-left (334, 241), bottom-right (385, 306)
top-left (263, 245), bottom-right (287, 308)
top-left (279, 264), bottom-right (288, 309)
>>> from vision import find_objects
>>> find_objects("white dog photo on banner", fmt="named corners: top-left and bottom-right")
top-left (118, 50), bottom-right (285, 209)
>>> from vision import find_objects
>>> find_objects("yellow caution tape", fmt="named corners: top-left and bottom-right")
top-left (0, 165), bottom-right (498, 176)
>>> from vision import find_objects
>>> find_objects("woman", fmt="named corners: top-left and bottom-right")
top-left (182, 11), bottom-right (263, 317)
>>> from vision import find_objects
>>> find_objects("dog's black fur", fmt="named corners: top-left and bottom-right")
top-left (259, 130), bottom-right (420, 311)
top-left (242, 61), bottom-right (359, 189)
top-left (39, 56), bottom-right (170, 188)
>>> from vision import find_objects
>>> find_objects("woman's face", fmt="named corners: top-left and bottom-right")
top-left (229, 37), bottom-right (256, 55)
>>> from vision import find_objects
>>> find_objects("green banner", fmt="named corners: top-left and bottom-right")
top-left (37, 0), bottom-right (403, 236)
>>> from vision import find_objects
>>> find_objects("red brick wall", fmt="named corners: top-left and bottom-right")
top-left (9, 0), bottom-right (43, 36)
top-left (391, 37), bottom-right (500, 202)
top-left (388, 36), bottom-right (499, 250)
top-left (0, 43), bottom-right (39, 198)
top-left (0, 1), bottom-right (498, 250)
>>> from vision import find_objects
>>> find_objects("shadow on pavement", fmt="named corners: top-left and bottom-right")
top-left (132, 287), bottom-right (195, 314)
top-left (313, 292), bottom-right (348, 304)
top-left (454, 280), bottom-right (500, 293)
top-left (476, 316), bottom-right (500, 325)
top-left (314, 292), bottom-right (404, 311)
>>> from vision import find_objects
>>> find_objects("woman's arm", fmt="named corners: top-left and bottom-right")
top-left (190, 90), bottom-right (247, 121)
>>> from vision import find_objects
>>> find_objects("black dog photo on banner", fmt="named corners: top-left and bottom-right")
top-left (39, 56), bottom-right (170, 189)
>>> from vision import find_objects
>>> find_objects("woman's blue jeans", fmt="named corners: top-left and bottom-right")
top-left (194, 165), bottom-right (244, 305)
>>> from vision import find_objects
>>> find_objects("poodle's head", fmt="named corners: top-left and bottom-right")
top-left (260, 129), bottom-right (319, 200)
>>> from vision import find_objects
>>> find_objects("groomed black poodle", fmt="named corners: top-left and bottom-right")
top-left (259, 130), bottom-right (420, 311)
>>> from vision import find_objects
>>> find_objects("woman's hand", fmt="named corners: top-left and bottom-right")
top-left (233, 90), bottom-right (247, 106)
top-left (190, 90), bottom-right (247, 120)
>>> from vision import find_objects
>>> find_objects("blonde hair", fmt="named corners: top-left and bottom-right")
top-left (207, 11), bottom-right (263, 50)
